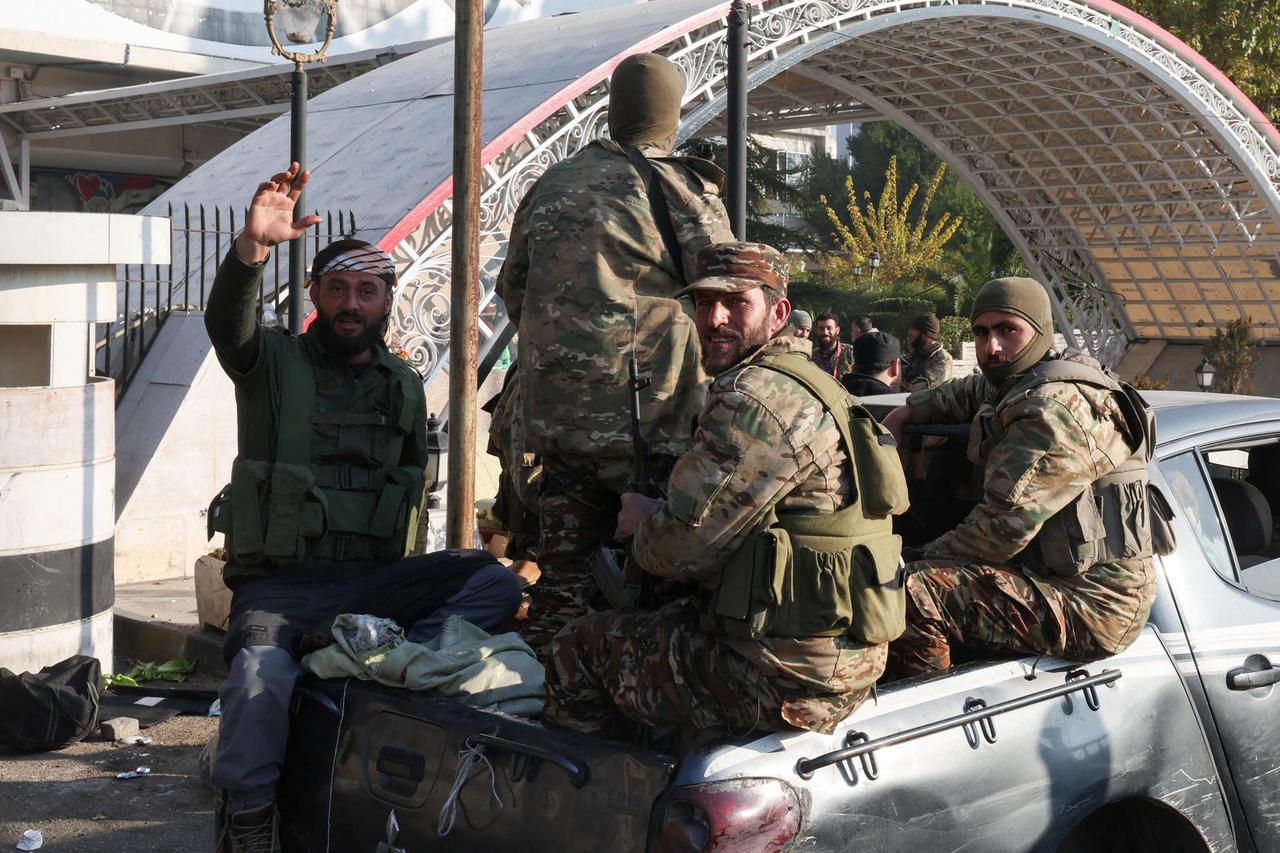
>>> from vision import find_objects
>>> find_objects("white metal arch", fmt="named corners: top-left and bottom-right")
top-left (382, 0), bottom-right (1280, 380)
top-left (145, 0), bottom-right (1280, 382)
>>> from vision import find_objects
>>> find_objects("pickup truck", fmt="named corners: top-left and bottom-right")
top-left (276, 390), bottom-right (1280, 852)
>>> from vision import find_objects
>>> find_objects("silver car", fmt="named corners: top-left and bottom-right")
top-left (279, 391), bottom-right (1280, 853)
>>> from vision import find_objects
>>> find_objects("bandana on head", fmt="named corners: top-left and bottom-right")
top-left (310, 238), bottom-right (396, 289)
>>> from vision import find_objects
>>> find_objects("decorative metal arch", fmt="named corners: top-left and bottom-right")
top-left (383, 0), bottom-right (1280, 381)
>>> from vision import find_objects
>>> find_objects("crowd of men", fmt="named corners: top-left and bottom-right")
top-left (204, 52), bottom-right (1163, 853)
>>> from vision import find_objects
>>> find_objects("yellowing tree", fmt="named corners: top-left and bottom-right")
top-left (820, 156), bottom-right (963, 290)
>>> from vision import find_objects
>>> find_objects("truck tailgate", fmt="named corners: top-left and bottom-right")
top-left (278, 675), bottom-right (675, 852)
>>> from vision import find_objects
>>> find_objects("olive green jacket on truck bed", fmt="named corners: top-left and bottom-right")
top-left (204, 250), bottom-right (429, 584)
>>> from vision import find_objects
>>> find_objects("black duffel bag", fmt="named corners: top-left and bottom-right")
top-left (0, 655), bottom-right (101, 752)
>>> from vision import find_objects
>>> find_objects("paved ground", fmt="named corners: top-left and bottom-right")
top-left (0, 713), bottom-right (219, 853)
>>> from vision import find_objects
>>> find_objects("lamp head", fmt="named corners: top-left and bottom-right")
top-left (1195, 357), bottom-right (1215, 391)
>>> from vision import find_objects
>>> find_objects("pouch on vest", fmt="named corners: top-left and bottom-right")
top-left (263, 462), bottom-right (329, 559)
top-left (849, 406), bottom-right (910, 518)
top-left (700, 525), bottom-right (791, 641)
top-left (1148, 483), bottom-right (1176, 557)
top-left (849, 533), bottom-right (906, 643)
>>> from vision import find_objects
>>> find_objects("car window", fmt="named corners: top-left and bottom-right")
top-left (1203, 444), bottom-right (1280, 601)
top-left (1161, 452), bottom-right (1236, 583)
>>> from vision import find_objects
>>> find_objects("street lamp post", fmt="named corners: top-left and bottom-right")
top-left (852, 264), bottom-right (863, 285)
top-left (1195, 357), bottom-right (1215, 392)
top-left (868, 250), bottom-right (881, 286)
top-left (263, 0), bottom-right (339, 334)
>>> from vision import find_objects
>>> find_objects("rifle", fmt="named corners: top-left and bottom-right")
top-left (590, 352), bottom-right (655, 609)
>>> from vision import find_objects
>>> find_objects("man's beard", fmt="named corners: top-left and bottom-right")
top-left (313, 308), bottom-right (386, 358)
top-left (700, 322), bottom-right (772, 374)
top-left (911, 336), bottom-right (926, 351)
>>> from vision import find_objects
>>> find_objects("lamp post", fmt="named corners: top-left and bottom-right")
top-left (1195, 357), bottom-right (1215, 392)
top-left (868, 250), bottom-right (881, 286)
top-left (852, 264), bottom-right (863, 285)
top-left (263, 0), bottom-right (338, 334)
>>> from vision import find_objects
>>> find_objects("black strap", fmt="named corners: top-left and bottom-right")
top-left (618, 144), bottom-right (687, 286)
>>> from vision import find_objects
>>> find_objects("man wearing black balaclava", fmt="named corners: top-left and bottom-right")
top-left (498, 53), bottom-right (734, 652)
top-left (879, 277), bottom-right (1162, 677)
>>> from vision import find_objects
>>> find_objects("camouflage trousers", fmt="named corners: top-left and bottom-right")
top-left (886, 558), bottom-right (1156, 678)
top-left (519, 453), bottom-right (674, 654)
top-left (545, 601), bottom-right (802, 740)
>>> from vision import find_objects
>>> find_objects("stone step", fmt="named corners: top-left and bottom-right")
top-left (113, 577), bottom-right (227, 679)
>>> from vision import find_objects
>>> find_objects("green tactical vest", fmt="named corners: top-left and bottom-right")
top-left (977, 358), bottom-right (1173, 577)
top-left (207, 338), bottom-right (425, 567)
top-left (698, 352), bottom-right (911, 645)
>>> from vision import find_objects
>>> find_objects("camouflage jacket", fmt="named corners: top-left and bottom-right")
top-left (498, 139), bottom-right (733, 460)
top-left (906, 350), bottom-right (1135, 565)
top-left (810, 341), bottom-right (856, 379)
top-left (632, 336), bottom-right (885, 731)
top-left (902, 341), bottom-right (953, 391)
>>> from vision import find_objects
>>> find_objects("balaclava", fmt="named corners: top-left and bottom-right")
top-left (970, 276), bottom-right (1055, 386)
top-left (607, 53), bottom-right (684, 152)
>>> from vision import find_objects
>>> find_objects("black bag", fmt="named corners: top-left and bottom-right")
top-left (0, 654), bottom-right (101, 752)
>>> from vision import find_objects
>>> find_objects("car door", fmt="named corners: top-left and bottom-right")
top-left (1154, 437), bottom-right (1280, 851)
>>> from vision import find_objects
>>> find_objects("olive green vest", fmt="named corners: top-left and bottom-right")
top-left (207, 341), bottom-right (424, 567)
top-left (979, 358), bottom-right (1172, 577)
top-left (698, 352), bottom-right (910, 644)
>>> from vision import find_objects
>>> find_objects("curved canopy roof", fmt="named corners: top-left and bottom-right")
top-left (147, 0), bottom-right (1280, 379)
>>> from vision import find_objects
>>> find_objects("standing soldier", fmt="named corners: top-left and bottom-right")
top-left (546, 243), bottom-right (908, 739)
top-left (881, 278), bottom-right (1161, 676)
top-left (811, 312), bottom-right (856, 379)
top-left (902, 312), bottom-right (953, 390)
top-left (206, 165), bottom-right (521, 852)
top-left (498, 52), bottom-right (733, 649)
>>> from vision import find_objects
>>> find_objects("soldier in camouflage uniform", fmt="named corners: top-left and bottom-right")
top-left (902, 312), bottom-right (953, 391)
top-left (545, 243), bottom-right (899, 738)
top-left (882, 278), bottom-right (1158, 677)
top-left (811, 312), bottom-right (857, 379)
top-left (498, 53), bottom-right (733, 650)
top-left (482, 364), bottom-right (541, 563)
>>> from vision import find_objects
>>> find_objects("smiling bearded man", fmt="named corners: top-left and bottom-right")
top-left (544, 242), bottom-right (906, 741)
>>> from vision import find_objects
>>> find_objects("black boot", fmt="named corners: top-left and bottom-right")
top-left (225, 802), bottom-right (280, 853)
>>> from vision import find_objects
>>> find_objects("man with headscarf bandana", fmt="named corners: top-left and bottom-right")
top-left (499, 53), bottom-right (734, 651)
top-left (880, 277), bottom-right (1159, 676)
top-left (204, 164), bottom-right (522, 852)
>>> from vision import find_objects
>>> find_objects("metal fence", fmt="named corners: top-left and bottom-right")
top-left (103, 203), bottom-right (356, 402)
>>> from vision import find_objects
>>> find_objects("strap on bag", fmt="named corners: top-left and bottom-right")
top-left (618, 143), bottom-right (687, 287)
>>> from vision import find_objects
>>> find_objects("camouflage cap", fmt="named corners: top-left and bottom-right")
top-left (676, 242), bottom-right (788, 298)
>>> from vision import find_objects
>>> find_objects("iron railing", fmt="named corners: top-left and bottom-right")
top-left (103, 203), bottom-right (356, 403)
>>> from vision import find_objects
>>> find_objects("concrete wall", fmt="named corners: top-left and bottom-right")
top-left (0, 210), bottom-right (166, 672)
top-left (114, 312), bottom-right (237, 583)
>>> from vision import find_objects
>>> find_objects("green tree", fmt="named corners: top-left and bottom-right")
top-left (679, 136), bottom-right (813, 250)
top-left (820, 155), bottom-right (964, 290)
top-left (1125, 0), bottom-right (1280, 123)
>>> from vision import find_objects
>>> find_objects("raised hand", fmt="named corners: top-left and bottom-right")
top-left (233, 162), bottom-right (324, 265)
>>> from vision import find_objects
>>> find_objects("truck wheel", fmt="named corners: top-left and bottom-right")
top-left (1057, 798), bottom-right (1211, 853)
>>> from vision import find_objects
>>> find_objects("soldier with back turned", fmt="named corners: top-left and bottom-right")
top-left (498, 52), bottom-right (733, 651)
